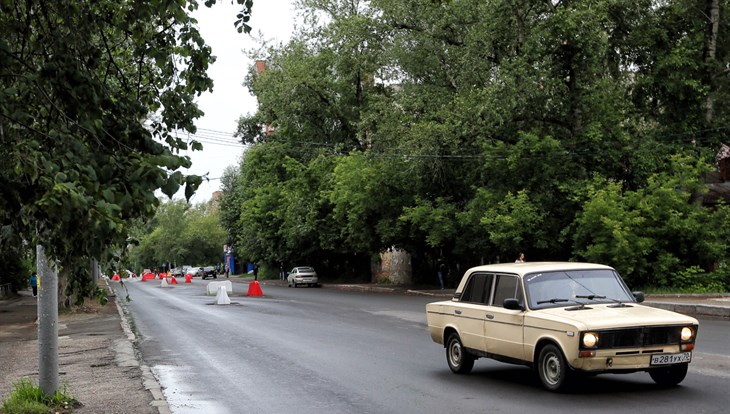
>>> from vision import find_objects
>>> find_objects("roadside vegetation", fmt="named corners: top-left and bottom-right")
top-left (221, 0), bottom-right (729, 292)
top-left (0, 379), bottom-right (77, 414)
top-left (126, 199), bottom-right (227, 275)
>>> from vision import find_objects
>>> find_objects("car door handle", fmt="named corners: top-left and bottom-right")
top-left (454, 309), bottom-right (462, 315)
top-left (486, 313), bottom-right (494, 319)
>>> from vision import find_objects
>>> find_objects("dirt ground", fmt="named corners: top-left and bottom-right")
top-left (0, 288), bottom-right (158, 413)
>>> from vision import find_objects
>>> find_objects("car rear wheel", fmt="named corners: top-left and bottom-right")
top-left (649, 363), bottom-right (688, 387)
top-left (537, 344), bottom-right (570, 391)
top-left (446, 333), bottom-right (474, 374)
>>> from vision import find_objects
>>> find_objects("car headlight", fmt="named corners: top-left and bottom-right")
top-left (681, 327), bottom-right (694, 341)
top-left (582, 332), bottom-right (599, 348)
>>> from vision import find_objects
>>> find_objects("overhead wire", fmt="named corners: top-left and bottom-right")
top-left (176, 125), bottom-right (728, 161)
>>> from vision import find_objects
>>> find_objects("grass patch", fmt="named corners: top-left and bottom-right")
top-left (1, 378), bottom-right (79, 414)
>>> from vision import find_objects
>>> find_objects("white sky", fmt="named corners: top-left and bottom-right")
top-left (169, 0), bottom-right (298, 203)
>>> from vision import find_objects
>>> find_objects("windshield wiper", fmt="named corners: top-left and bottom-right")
top-left (536, 298), bottom-right (569, 305)
top-left (575, 294), bottom-right (606, 300)
top-left (576, 294), bottom-right (632, 308)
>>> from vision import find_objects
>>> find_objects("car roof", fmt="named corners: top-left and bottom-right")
top-left (465, 262), bottom-right (614, 277)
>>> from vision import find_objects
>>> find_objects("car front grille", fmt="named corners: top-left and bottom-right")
top-left (595, 326), bottom-right (683, 349)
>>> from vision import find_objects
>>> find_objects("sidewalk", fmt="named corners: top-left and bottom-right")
top-left (1, 277), bottom-right (728, 413)
top-left (0, 282), bottom-right (167, 414)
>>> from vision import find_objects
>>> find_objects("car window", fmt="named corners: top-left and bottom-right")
top-left (492, 274), bottom-right (521, 307)
top-left (460, 273), bottom-right (493, 304)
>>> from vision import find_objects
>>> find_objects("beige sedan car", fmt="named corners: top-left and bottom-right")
top-left (426, 262), bottom-right (699, 391)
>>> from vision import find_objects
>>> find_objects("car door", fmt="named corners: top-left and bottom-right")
top-left (452, 273), bottom-right (493, 351)
top-left (484, 273), bottom-right (526, 361)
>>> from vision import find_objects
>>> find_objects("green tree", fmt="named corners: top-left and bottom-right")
top-left (221, 0), bottom-right (729, 289)
top-left (572, 157), bottom-right (730, 287)
top-left (128, 199), bottom-right (227, 271)
top-left (0, 0), bottom-right (255, 298)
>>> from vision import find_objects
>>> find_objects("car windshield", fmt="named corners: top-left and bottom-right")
top-left (524, 269), bottom-right (634, 309)
top-left (298, 267), bottom-right (315, 272)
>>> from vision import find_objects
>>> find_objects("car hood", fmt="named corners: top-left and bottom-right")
top-left (532, 303), bottom-right (698, 329)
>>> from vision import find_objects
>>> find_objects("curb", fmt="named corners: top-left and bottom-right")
top-left (256, 278), bottom-right (730, 318)
top-left (644, 301), bottom-right (730, 319)
top-left (111, 287), bottom-right (172, 414)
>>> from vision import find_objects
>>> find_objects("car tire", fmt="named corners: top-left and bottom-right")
top-left (649, 363), bottom-right (688, 387)
top-left (446, 333), bottom-right (474, 374)
top-left (537, 344), bottom-right (570, 391)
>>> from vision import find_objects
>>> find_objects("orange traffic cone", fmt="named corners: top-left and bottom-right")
top-left (247, 280), bottom-right (263, 297)
top-left (185, 274), bottom-right (192, 283)
top-left (170, 276), bottom-right (178, 284)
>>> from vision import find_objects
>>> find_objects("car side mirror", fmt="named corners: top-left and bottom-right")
top-left (503, 298), bottom-right (523, 311)
top-left (632, 291), bottom-right (645, 303)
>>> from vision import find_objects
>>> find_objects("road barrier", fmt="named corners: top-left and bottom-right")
top-left (215, 286), bottom-right (231, 305)
top-left (206, 280), bottom-right (232, 296)
top-left (247, 280), bottom-right (263, 297)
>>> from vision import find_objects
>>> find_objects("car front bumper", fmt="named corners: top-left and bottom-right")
top-left (571, 345), bottom-right (691, 371)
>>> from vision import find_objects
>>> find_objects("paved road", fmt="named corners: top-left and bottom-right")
top-left (121, 278), bottom-right (730, 414)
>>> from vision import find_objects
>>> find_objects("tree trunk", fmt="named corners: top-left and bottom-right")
top-left (704, 0), bottom-right (720, 125)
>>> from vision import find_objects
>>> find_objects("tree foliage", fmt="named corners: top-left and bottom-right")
top-left (0, 0), bottom-right (252, 300)
top-left (128, 199), bottom-right (227, 273)
top-left (224, 0), bottom-right (729, 289)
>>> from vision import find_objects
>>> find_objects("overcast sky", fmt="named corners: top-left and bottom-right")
top-left (169, 1), bottom-right (298, 203)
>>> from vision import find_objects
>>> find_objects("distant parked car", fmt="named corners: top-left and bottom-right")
top-left (287, 266), bottom-right (318, 287)
top-left (170, 267), bottom-right (183, 277)
top-left (199, 266), bottom-right (217, 280)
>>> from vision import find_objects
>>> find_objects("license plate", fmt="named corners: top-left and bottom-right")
top-left (650, 352), bottom-right (692, 366)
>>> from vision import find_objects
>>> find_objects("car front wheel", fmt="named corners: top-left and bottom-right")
top-left (537, 344), bottom-right (570, 391)
top-left (446, 333), bottom-right (474, 374)
top-left (649, 363), bottom-right (688, 387)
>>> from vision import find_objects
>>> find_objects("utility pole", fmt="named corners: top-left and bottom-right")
top-left (36, 245), bottom-right (58, 396)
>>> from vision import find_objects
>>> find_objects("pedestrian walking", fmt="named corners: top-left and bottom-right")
top-left (437, 260), bottom-right (446, 290)
top-left (253, 263), bottom-right (259, 281)
top-left (279, 262), bottom-right (285, 280)
top-left (29, 272), bottom-right (38, 297)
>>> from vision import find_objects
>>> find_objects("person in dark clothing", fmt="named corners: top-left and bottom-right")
top-left (29, 272), bottom-right (38, 297)
top-left (437, 261), bottom-right (446, 290)
top-left (253, 263), bottom-right (259, 281)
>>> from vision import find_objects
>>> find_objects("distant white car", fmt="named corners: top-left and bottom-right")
top-left (426, 262), bottom-right (699, 391)
top-left (287, 267), bottom-right (319, 288)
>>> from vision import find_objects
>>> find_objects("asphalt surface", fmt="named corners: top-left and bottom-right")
top-left (0, 277), bottom-right (728, 413)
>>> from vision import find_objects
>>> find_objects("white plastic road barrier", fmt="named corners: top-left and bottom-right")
top-left (161, 278), bottom-right (169, 288)
top-left (215, 286), bottom-right (231, 305)
top-left (206, 280), bottom-right (232, 296)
